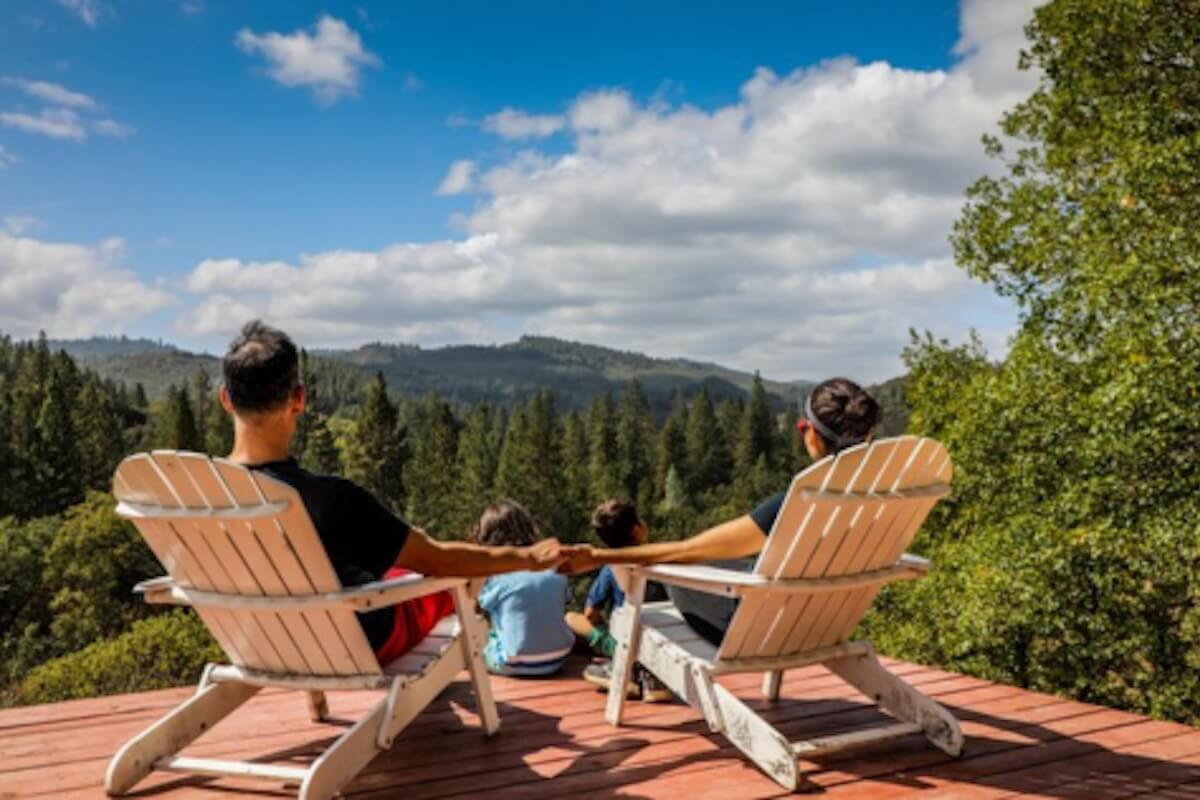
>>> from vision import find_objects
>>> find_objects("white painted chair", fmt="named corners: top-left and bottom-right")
top-left (104, 451), bottom-right (498, 800)
top-left (605, 435), bottom-right (963, 790)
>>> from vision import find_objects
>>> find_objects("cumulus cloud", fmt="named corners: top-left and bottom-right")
top-left (0, 232), bottom-right (171, 338)
top-left (182, 0), bottom-right (1040, 380)
top-left (436, 160), bottom-right (476, 196)
top-left (236, 15), bottom-right (380, 104)
top-left (483, 108), bottom-right (565, 139)
top-left (0, 108), bottom-right (87, 141)
top-left (1, 77), bottom-right (97, 109)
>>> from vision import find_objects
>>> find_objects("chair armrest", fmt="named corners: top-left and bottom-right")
top-left (618, 555), bottom-right (933, 600)
top-left (136, 574), bottom-right (467, 612)
top-left (133, 576), bottom-right (175, 594)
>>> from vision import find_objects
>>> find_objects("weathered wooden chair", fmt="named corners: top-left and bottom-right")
top-left (105, 451), bottom-right (498, 800)
top-left (605, 435), bottom-right (963, 790)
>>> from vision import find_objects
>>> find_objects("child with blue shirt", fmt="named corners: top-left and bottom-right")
top-left (475, 500), bottom-right (575, 676)
top-left (568, 499), bottom-right (671, 701)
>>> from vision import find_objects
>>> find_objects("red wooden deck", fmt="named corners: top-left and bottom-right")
top-left (3, 656), bottom-right (1199, 799)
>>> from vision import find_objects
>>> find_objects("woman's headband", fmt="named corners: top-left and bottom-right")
top-left (804, 393), bottom-right (866, 451)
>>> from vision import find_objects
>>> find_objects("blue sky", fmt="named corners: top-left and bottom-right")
top-left (0, 0), bottom-right (1035, 381)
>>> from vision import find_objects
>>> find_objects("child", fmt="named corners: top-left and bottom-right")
top-left (475, 500), bottom-right (576, 676)
top-left (570, 499), bottom-right (671, 702)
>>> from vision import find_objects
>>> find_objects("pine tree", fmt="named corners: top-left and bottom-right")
top-left (301, 413), bottom-right (341, 475)
top-left (35, 360), bottom-right (83, 515)
top-left (75, 376), bottom-right (126, 491)
top-left (188, 370), bottom-right (213, 448)
top-left (8, 348), bottom-right (44, 518)
top-left (345, 372), bottom-right (407, 511)
top-left (159, 385), bottom-right (202, 451)
top-left (654, 397), bottom-right (688, 500)
top-left (780, 400), bottom-right (804, 473)
top-left (404, 394), bottom-right (460, 533)
top-left (133, 383), bottom-right (149, 409)
top-left (586, 393), bottom-right (621, 500)
top-left (735, 373), bottom-right (775, 471)
top-left (453, 402), bottom-right (503, 531)
top-left (661, 464), bottom-right (689, 511)
top-left (495, 391), bottom-right (568, 535)
top-left (0, 390), bottom-right (12, 516)
top-left (560, 410), bottom-right (591, 537)
top-left (615, 379), bottom-right (654, 510)
top-left (685, 387), bottom-right (731, 495)
top-left (205, 398), bottom-right (234, 456)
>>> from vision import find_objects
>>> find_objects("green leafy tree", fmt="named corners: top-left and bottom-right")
top-left (653, 398), bottom-right (688, 501)
top-left (345, 372), bottom-right (408, 511)
top-left (560, 409), bottom-right (591, 538)
top-left (865, 0), bottom-right (1200, 723)
top-left (204, 398), bottom-right (234, 456)
top-left (40, 492), bottom-right (161, 661)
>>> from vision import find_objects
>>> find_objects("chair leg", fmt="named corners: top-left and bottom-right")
top-left (106, 677), bottom-right (259, 795)
top-left (300, 698), bottom-right (387, 800)
top-left (824, 646), bottom-right (964, 756)
top-left (605, 570), bottom-right (646, 726)
top-left (454, 585), bottom-right (499, 735)
top-left (306, 691), bottom-right (329, 722)
top-left (762, 670), bottom-right (783, 701)
top-left (711, 680), bottom-right (799, 790)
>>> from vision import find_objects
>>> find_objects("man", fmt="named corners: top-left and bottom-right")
top-left (219, 320), bottom-right (569, 664)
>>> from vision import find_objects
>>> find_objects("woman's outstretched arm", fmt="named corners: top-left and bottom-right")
top-left (563, 515), bottom-right (766, 573)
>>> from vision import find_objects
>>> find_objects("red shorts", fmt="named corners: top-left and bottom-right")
top-left (373, 567), bottom-right (456, 666)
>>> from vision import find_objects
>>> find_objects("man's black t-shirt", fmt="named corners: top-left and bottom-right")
top-left (250, 459), bottom-right (411, 649)
top-left (748, 491), bottom-right (787, 536)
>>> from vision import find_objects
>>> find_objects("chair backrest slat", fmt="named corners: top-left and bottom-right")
top-left (715, 436), bottom-right (951, 663)
top-left (212, 459), bottom-right (377, 675)
top-left (114, 451), bottom-right (381, 677)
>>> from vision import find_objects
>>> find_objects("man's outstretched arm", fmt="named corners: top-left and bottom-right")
top-left (396, 527), bottom-right (570, 577)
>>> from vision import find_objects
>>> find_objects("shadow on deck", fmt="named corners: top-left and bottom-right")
top-left (2, 656), bottom-right (1199, 799)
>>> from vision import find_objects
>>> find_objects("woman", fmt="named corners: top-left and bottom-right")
top-left (568, 377), bottom-right (880, 690)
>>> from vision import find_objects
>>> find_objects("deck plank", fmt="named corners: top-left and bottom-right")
top-left (0, 657), bottom-right (1195, 799)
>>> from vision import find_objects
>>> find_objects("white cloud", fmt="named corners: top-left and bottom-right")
top-left (1, 77), bottom-right (97, 109)
top-left (483, 108), bottom-right (565, 140)
top-left (235, 15), bottom-right (380, 104)
top-left (0, 145), bottom-right (16, 169)
top-left (0, 232), bottom-right (171, 338)
top-left (181, 0), bottom-right (1040, 381)
top-left (57, 0), bottom-right (106, 26)
top-left (179, 0), bottom-right (205, 16)
top-left (93, 118), bottom-right (134, 138)
top-left (436, 160), bottom-right (476, 196)
top-left (3, 215), bottom-right (38, 235)
top-left (0, 108), bottom-right (87, 141)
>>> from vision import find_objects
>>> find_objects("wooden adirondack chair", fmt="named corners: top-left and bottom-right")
top-left (104, 451), bottom-right (499, 800)
top-left (604, 435), bottom-right (963, 790)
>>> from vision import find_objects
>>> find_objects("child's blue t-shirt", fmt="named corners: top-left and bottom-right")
top-left (478, 571), bottom-right (575, 667)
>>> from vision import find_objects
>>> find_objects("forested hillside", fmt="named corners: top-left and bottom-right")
top-left (54, 334), bottom-right (812, 414)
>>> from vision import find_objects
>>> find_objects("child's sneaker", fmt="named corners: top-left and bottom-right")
top-left (583, 660), bottom-right (639, 697)
top-left (636, 667), bottom-right (673, 703)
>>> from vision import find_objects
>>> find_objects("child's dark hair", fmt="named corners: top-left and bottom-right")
top-left (591, 499), bottom-right (640, 548)
top-left (474, 500), bottom-right (541, 547)
top-left (807, 377), bottom-right (881, 453)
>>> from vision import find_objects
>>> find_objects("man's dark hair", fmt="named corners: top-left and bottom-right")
top-left (591, 499), bottom-right (640, 548)
top-left (808, 377), bottom-right (881, 453)
top-left (222, 320), bottom-right (300, 413)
